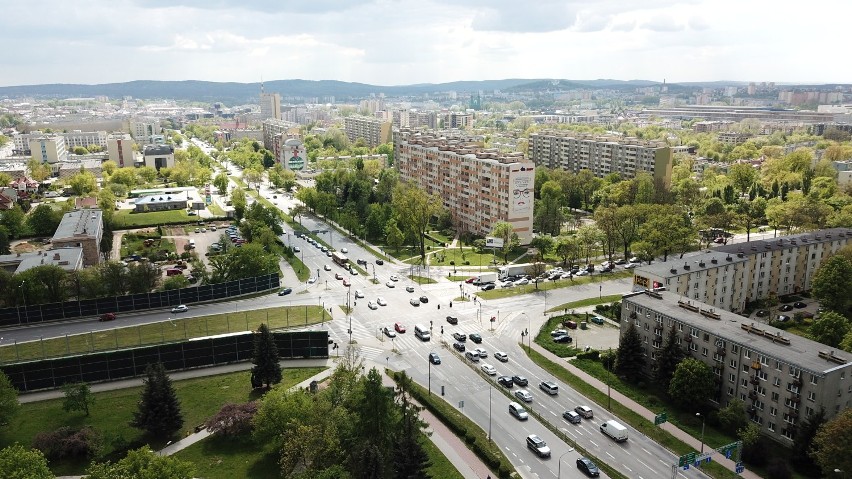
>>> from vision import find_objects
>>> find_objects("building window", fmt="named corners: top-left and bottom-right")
top-left (808, 391), bottom-right (816, 402)
top-left (776, 361), bottom-right (783, 371)
top-left (690, 327), bottom-right (698, 338)
top-left (741, 378), bottom-right (749, 388)
top-left (730, 373), bottom-right (736, 383)
top-left (756, 386), bottom-right (766, 396)
top-left (774, 377), bottom-right (781, 387)
top-left (757, 371), bottom-right (767, 381)
top-left (744, 350), bottom-right (751, 359)
top-left (768, 422), bottom-right (775, 432)
top-left (759, 355), bottom-right (769, 366)
top-left (771, 392), bottom-right (779, 402)
top-left (702, 347), bottom-right (709, 357)
top-left (728, 387), bottom-right (735, 396)
top-left (806, 406), bottom-right (815, 417)
top-left (790, 366), bottom-right (801, 378)
top-left (810, 374), bottom-right (818, 385)
top-left (770, 407), bottom-right (777, 417)
top-left (743, 364), bottom-right (749, 373)
top-left (731, 345), bottom-right (739, 354)
top-left (703, 333), bottom-right (710, 342)
top-left (730, 360), bottom-right (738, 369)
top-left (690, 343), bottom-right (698, 352)
top-left (740, 393), bottom-right (747, 401)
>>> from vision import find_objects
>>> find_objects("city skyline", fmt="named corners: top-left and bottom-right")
top-left (2, 0), bottom-right (849, 88)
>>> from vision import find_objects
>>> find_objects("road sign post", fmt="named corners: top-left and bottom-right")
top-left (654, 412), bottom-right (668, 425)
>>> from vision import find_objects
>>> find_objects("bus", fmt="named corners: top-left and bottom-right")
top-left (331, 251), bottom-right (349, 267)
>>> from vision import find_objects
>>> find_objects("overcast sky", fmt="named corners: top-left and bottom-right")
top-left (2, 0), bottom-right (847, 87)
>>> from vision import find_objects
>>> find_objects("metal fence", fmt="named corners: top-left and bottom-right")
top-left (1, 330), bottom-right (329, 393)
top-left (0, 273), bottom-right (280, 328)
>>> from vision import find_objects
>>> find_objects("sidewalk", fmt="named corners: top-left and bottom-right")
top-left (527, 340), bottom-right (762, 479)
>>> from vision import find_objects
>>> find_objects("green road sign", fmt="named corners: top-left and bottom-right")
top-left (678, 452), bottom-right (696, 467)
top-left (654, 412), bottom-right (668, 425)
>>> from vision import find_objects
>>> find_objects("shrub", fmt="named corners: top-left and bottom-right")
top-left (498, 463), bottom-right (512, 479)
top-left (32, 426), bottom-right (101, 461)
top-left (205, 401), bottom-right (259, 438)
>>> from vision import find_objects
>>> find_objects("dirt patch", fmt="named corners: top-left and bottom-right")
top-left (12, 242), bottom-right (38, 253)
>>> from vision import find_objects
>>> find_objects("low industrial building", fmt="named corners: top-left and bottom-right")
top-left (51, 209), bottom-right (103, 267)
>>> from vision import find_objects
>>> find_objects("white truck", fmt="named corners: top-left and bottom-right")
top-left (473, 272), bottom-right (498, 284)
top-left (600, 419), bottom-right (628, 442)
top-left (498, 263), bottom-right (542, 280)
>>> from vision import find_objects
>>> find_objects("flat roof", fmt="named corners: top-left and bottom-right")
top-left (623, 290), bottom-right (851, 376)
top-left (715, 228), bottom-right (852, 255)
top-left (634, 250), bottom-right (748, 279)
top-left (0, 248), bottom-right (83, 274)
top-left (52, 209), bottom-right (102, 241)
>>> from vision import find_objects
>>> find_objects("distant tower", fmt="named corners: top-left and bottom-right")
top-left (260, 78), bottom-right (281, 120)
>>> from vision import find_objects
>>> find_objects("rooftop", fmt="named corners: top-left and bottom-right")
top-left (623, 290), bottom-right (851, 376)
top-left (715, 228), bottom-right (852, 256)
top-left (136, 191), bottom-right (188, 205)
top-left (52, 209), bottom-right (103, 241)
top-left (142, 144), bottom-right (174, 156)
top-left (634, 250), bottom-right (748, 279)
top-left (0, 248), bottom-right (83, 274)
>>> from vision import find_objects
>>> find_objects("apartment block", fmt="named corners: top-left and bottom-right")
top-left (261, 118), bottom-right (299, 151)
top-left (142, 144), bottom-right (175, 171)
top-left (693, 121), bottom-right (734, 133)
top-left (621, 290), bottom-right (852, 444)
top-left (529, 131), bottom-right (673, 187)
top-left (51, 209), bottom-right (103, 267)
top-left (344, 116), bottom-right (392, 148)
top-left (129, 119), bottom-right (160, 141)
top-left (29, 136), bottom-right (68, 164)
top-left (260, 92), bottom-right (281, 120)
top-left (395, 129), bottom-right (535, 244)
top-left (718, 132), bottom-right (751, 145)
top-left (106, 133), bottom-right (135, 167)
top-left (63, 130), bottom-right (108, 150)
top-left (633, 228), bottom-right (852, 313)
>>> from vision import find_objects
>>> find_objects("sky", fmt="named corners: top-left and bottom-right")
top-left (2, 0), bottom-right (849, 87)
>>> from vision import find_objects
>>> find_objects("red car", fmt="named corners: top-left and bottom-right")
top-left (394, 323), bottom-right (406, 333)
top-left (465, 277), bottom-right (476, 283)
top-left (99, 312), bottom-right (116, 322)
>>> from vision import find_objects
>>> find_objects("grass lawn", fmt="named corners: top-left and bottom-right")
top-left (0, 367), bottom-right (325, 476)
top-left (0, 306), bottom-right (331, 364)
top-left (114, 209), bottom-right (193, 228)
top-left (446, 275), bottom-right (469, 281)
top-left (119, 230), bottom-right (164, 258)
top-left (427, 230), bottom-right (453, 244)
top-left (207, 203), bottom-right (226, 217)
top-left (421, 434), bottom-right (464, 479)
top-left (534, 314), bottom-right (583, 357)
top-left (409, 275), bottom-right (437, 285)
top-left (477, 270), bottom-right (633, 300)
top-left (285, 253), bottom-right (310, 282)
top-left (548, 294), bottom-right (623, 312)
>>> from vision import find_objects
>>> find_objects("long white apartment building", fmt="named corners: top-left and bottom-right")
top-left (394, 129), bottom-right (535, 244)
top-left (633, 228), bottom-right (852, 313)
top-left (344, 116), bottom-right (392, 148)
top-left (529, 130), bottom-right (673, 187)
top-left (621, 290), bottom-right (852, 444)
top-left (14, 131), bottom-right (107, 155)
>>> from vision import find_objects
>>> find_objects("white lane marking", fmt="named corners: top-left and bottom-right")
top-left (589, 440), bottom-right (599, 448)
top-left (606, 451), bottom-right (615, 459)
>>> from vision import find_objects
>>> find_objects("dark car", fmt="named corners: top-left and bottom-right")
top-left (277, 287), bottom-right (293, 296)
top-left (563, 410), bottom-right (582, 424)
top-left (512, 375), bottom-right (528, 387)
top-left (429, 352), bottom-right (441, 365)
top-left (375, 259), bottom-right (384, 265)
top-left (481, 283), bottom-right (495, 291)
top-left (452, 332), bottom-right (467, 342)
top-left (576, 457), bottom-right (600, 477)
top-left (419, 296), bottom-right (429, 304)
top-left (497, 376), bottom-right (514, 387)
top-left (793, 301), bottom-right (807, 309)
top-left (453, 342), bottom-right (466, 352)
top-left (99, 312), bottom-right (116, 322)
top-left (356, 258), bottom-right (367, 265)
top-left (446, 315), bottom-right (459, 325)
top-left (469, 333), bottom-right (482, 344)
top-left (756, 309), bottom-right (769, 317)
top-left (779, 304), bottom-right (793, 312)
top-left (553, 334), bottom-right (573, 343)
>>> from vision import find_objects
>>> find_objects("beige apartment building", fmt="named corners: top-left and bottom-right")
top-left (633, 228), bottom-right (852, 313)
top-left (621, 290), bottom-right (852, 444)
top-left (260, 92), bottom-right (281, 120)
top-left (344, 116), bottom-right (392, 148)
top-left (29, 136), bottom-right (69, 164)
top-left (106, 133), bottom-right (135, 167)
top-left (395, 129), bottom-right (535, 244)
top-left (261, 118), bottom-right (299, 151)
top-left (529, 131), bottom-right (673, 187)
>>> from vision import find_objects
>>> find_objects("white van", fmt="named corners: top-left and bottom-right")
top-left (188, 239), bottom-right (196, 249)
top-left (600, 419), bottom-right (628, 442)
top-left (414, 324), bottom-right (430, 341)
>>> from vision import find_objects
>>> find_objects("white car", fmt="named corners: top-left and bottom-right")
top-left (308, 276), bottom-right (317, 284)
top-left (514, 278), bottom-right (529, 286)
top-left (500, 281), bottom-right (514, 288)
top-left (575, 270), bottom-right (589, 277)
top-left (386, 281), bottom-right (395, 288)
top-left (341, 248), bottom-right (348, 253)
top-left (368, 301), bottom-right (378, 310)
top-left (481, 363), bottom-right (497, 376)
top-left (514, 389), bottom-right (533, 403)
top-left (324, 265), bottom-right (331, 271)
top-left (354, 290), bottom-right (365, 299)
top-left (293, 246), bottom-right (301, 252)
top-left (624, 262), bottom-right (638, 269)
top-left (376, 297), bottom-right (388, 306)
top-left (171, 304), bottom-right (188, 313)
top-left (350, 270), bottom-right (358, 276)
top-left (494, 351), bottom-right (509, 362)
top-left (474, 347), bottom-right (488, 358)
top-left (389, 274), bottom-right (400, 282)
top-left (560, 272), bottom-right (573, 279)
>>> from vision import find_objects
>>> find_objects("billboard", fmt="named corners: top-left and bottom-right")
top-left (485, 237), bottom-right (504, 248)
top-left (508, 165), bottom-right (534, 218)
top-left (282, 138), bottom-right (306, 171)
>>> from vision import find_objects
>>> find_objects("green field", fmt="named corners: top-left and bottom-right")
top-left (0, 305), bottom-right (330, 364)
top-left (549, 294), bottom-right (623, 312)
top-left (477, 270), bottom-right (633, 300)
top-left (114, 209), bottom-right (193, 228)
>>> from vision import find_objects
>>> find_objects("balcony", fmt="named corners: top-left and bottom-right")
top-left (716, 347), bottom-right (726, 356)
top-left (654, 328), bottom-right (663, 337)
top-left (789, 395), bottom-right (800, 404)
top-left (793, 378), bottom-right (802, 387)
top-left (750, 376), bottom-right (760, 385)
top-left (748, 391), bottom-right (758, 400)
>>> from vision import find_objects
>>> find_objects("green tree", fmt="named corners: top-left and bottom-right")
top-left (655, 327), bottom-right (685, 390)
top-left (534, 180), bottom-right (564, 236)
top-left (26, 204), bottom-right (61, 236)
top-left (811, 255), bottom-right (852, 313)
top-left (808, 312), bottom-right (850, 348)
top-left (0, 370), bottom-right (19, 426)
top-left (351, 368), bottom-right (397, 478)
top-left (736, 197), bottom-right (767, 242)
top-left (668, 358), bottom-right (715, 410)
top-left (615, 322), bottom-right (645, 380)
top-left (385, 219), bottom-right (405, 254)
top-left (0, 444), bottom-right (53, 479)
top-left (716, 399), bottom-right (749, 436)
top-left (0, 227), bottom-right (10, 255)
top-left (0, 205), bottom-right (26, 239)
top-left (62, 382), bottom-right (94, 416)
top-left (392, 182), bottom-right (443, 264)
top-left (86, 445), bottom-right (195, 479)
top-left (251, 323), bottom-right (282, 388)
top-left (130, 362), bottom-right (184, 438)
top-left (392, 372), bottom-right (430, 478)
top-left (26, 158), bottom-right (51, 182)
top-left (491, 221), bottom-right (520, 263)
top-left (68, 171), bottom-right (98, 196)
top-left (809, 408), bottom-right (852, 476)
top-left (792, 408), bottom-right (825, 472)
top-left (231, 187), bottom-right (246, 220)
top-left (728, 163), bottom-right (758, 195)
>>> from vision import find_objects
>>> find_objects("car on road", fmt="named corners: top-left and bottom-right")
top-left (473, 347), bottom-right (487, 358)
top-left (446, 315), bottom-right (458, 325)
top-left (576, 458), bottom-right (600, 477)
top-left (394, 323), bottom-right (406, 333)
top-left (512, 375), bottom-right (528, 386)
top-left (368, 301), bottom-right (378, 310)
top-left (453, 342), bottom-right (466, 352)
top-left (356, 258), bottom-right (367, 265)
top-left (335, 273), bottom-right (344, 280)
top-left (409, 298), bottom-right (420, 306)
top-left (341, 248), bottom-right (348, 253)
top-left (539, 381), bottom-right (559, 395)
top-left (99, 312), bottom-right (116, 322)
top-left (481, 363), bottom-right (497, 375)
top-left (376, 297), bottom-right (387, 306)
top-left (465, 277), bottom-right (476, 283)
top-left (497, 376), bottom-right (514, 387)
top-left (575, 270), bottom-right (589, 276)
top-left (375, 259), bottom-right (384, 265)
top-left (780, 304), bottom-right (794, 312)
top-left (429, 352), bottom-right (441, 364)
top-left (469, 333), bottom-right (482, 343)
top-left (324, 265), bottom-right (331, 271)
top-left (514, 389), bottom-right (533, 403)
top-left (575, 405), bottom-right (594, 418)
top-left (500, 281), bottom-right (513, 288)
top-left (385, 281), bottom-right (395, 288)
top-left (514, 278), bottom-right (529, 286)
top-left (494, 351), bottom-right (508, 362)
top-left (277, 287), bottom-right (293, 296)
top-left (406, 286), bottom-right (415, 293)
top-left (526, 434), bottom-right (550, 458)
top-left (794, 301), bottom-right (807, 309)
top-left (389, 274), bottom-right (399, 281)
top-left (465, 350), bottom-right (479, 362)
top-left (308, 276), bottom-right (317, 284)
top-left (342, 279), bottom-right (350, 287)
top-left (382, 327), bottom-right (396, 338)
top-left (563, 410), bottom-right (582, 424)
top-left (354, 290), bottom-right (365, 299)
top-left (553, 334), bottom-right (573, 343)
top-left (171, 304), bottom-right (189, 313)
top-left (452, 332), bottom-right (467, 342)
top-left (623, 262), bottom-right (638, 269)
top-left (480, 283), bottom-right (495, 291)
top-left (419, 295), bottom-right (428, 303)
top-left (350, 270), bottom-right (358, 276)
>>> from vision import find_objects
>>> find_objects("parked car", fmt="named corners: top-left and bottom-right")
top-left (469, 333), bottom-right (482, 343)
top-left (386, 281), bottom-right (395, 288)
top-left (394, 323), bottom-right (406, 333)
top-left (409, 298), bottom-right (420, 307)
top-left (406, 286), bottom-right (415, 293)
top-left (551, 329), bottom-right (568, 337)
top-left (553, 334), bottom-right (573, 343)
top-left (342, 279), bottom-right (350, 287)
top-left (368, 301), bottom-right (378, 310)
top-left (389, 274), bottom-right (399, 281)
top-left (376, 297), bottom-right (387, 306)
top-left (419, 295), bottom-right (429, 304)
top-left (446, 315), bottom-right (459, 325)
top-left (324, 265), bottom-right (331, 271)
top-left (335, 273), bottom-right (344, 280)
top-left (514, 278), bottom-right (529, 286)
top-left (481, 283), bottom-right (496, 291)
top-left (354, 290), bottom-right (365, 298)
top-left (756, 309), bottom-right (768, 317)
top-left (779, 304), bottom-right (793, 312)
top-left (99, 312), bottom-right (116, 322)
top-left (452, 332), bottom-right (467, 342)
top-left (777, 314), bottom-right (791, 322)
top-left (793, 301), bottom-right (807, 309)
top-left (497, 376), bottom-right (514, 387)
top-left (494, 351), bottom-right (509, 362)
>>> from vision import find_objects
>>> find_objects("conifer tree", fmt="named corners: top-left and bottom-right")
top-left (655, 327), bottom-right (685, 389)
top-left (131, 363), bottom-right (184, 437)
top-left (616, 321), bottom-right (645, 380)
top-left (251, 323), bottom-right (282, 388)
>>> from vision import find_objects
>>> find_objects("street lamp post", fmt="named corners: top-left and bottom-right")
top-left (557, 449), bottom-right (574, 479)
top-left (428, 353), bottom-right (432, 395)
top-left (696, 412), bottom-right (706, 454)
